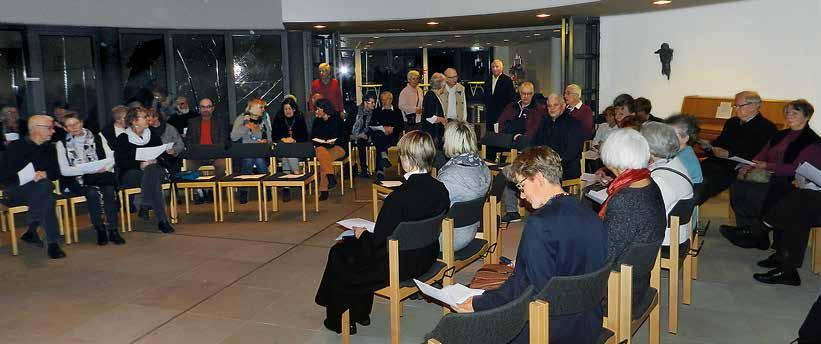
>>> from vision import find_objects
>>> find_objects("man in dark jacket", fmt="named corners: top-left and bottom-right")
top-left (536, 94), bottom-right (584, 181)
top-left (368, 91), bottom-right (404, 182)
top-left (698, 91), bottom-right (777, 204)
top-left (167, 96), bottom-right (200, 134)
top-left (0, 115), bottom-right (66, 259)
top-left (184, 98), bottom-right (227, 179)
top-left (483, 59), bottom-right (518, 132)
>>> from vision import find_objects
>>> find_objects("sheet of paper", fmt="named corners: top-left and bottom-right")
top-left (337, 218), bottom-right (376, 232)
top-left (587, 188), bottom-right (608, 204)
top-left (335, 230), bottom-right (356, 240)
top-left (17, 162), bottom-right (35, 186)
top-left (280, 174), bottom-right (305, 179)
top-left (413, 280), bottom-right (485, 309)
top-left (582, 150), bottom-right (600, 160)
top-left (4, 133), bottom-right (19, 141)
top-left (715, 101), bottom-right (733, 119)
top-left (135, 143), bottom-right (173, 161)
top-left (484, 161), bottom-right (497, 166)
top-left (796, 162), bottom-right (821, 186)
top-left (369, 126), bottom-right (385, 133)
top-left (196, 175), bottom-right (215, 180)
top-left (493, 123), bottom-right (499, 133)
top-left (426, 116), bottom-right (439, 124)
top-left (723, 156), bottom-right (755, 166)
top-left (234, 174), bottom-right (266, 179)
top-left (75, 160), bottom-right (109, 174)
top-left (312, 138), bottom-right (337, 145)
top-left (379, 181), bottom-right (403, 188)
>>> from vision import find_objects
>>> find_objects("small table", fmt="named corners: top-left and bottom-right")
top-left (371, 181), bottom-right (402, 220)
top-left (467, 81), bottom-right (485, 96)
top-left (361, 83), bottom-right (383, 99)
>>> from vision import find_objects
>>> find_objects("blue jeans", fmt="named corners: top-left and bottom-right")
top-left (240, 158), bottom-right (269, 174)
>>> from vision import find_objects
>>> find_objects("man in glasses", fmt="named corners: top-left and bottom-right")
top-left (184, 98), bottom-right (228, 202)
top-left (698, 90), bottom-right (777, 204)
top-left (0, 115), bottom-right (67, 259)
top-left (439, 68), bottom-right (468, 122)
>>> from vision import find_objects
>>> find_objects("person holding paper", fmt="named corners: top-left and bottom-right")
top-left (698, 91), bottom-right (777, 204)
top-left (421, 73), bottom-right (447, 146)
top-left (114, 107), bottom-right (175, 234)
top-left (0, 115), bottom-right (66, 259)
top-left (453, 147), bottom-right (607, 344)
top-left (315, 131), bottom-right (450, 335)
top-left (231, 98), bottom-right (273, 204)
top-left (722, 99), bottom-right (820, 250)
top-left (271, 97), bottom-right (309, 202)
top-left (398, 70), bottom-right (424, 129)
top-left (311, 98), bottom-right (347, 200)
top-left (368, 91), bottom-right (404, 182)
top-left (349, 93), bottom-right (376, 177)
top-left (56, 113), bottom-right (125, 246)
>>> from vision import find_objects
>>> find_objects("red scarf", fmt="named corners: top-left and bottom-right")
top-left (598, 168), bottom-right (651, 219)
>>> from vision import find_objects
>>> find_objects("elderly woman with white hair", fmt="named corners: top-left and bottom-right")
top-left (437, 120), bottom-right (491, 251)
top-left (398, 69), bottom-right (424, 124)
top-left (421, 72), bottom-right (447, 145)
top-left (640, 122), bottom-right (695, 248)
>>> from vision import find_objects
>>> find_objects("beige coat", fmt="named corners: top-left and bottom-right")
top-left (437, 83), bottom-right (468, 121)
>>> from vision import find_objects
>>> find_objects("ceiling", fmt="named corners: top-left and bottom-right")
top-left (285, 0), bottom-right (742, 33)
top-left (341, 28), bottom-right (562, 50)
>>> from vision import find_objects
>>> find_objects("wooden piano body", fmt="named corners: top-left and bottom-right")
top-left (680, 95), bottom-right (789, 142)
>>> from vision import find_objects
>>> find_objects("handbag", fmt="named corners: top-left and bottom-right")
top-left (468, 264), bottom-right (514, 291)
top-left (737, 168), bottom-right (772, 184)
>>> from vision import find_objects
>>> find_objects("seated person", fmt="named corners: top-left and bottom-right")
top-left (698, 91), bottom-right (777, 204)
top-left (350, 93), bottom-right (377, 177)
top-left (0, 115), bottom-right (66, 259)
top-left (115, 107), bottom-right (175, 234)
top-left (1, 105), bottom-right (24, 143)
top-left (311, 98), bottom-right (347, 201)
top-left (721, 99), bottom-right (819, 250)
top-left (230, 98), bottom-right (273, 204)
top-left (641, 122), bottom-right (695, 250)
top-left (368, 91), bottom-right (404, 182)
top-left (147, 108), bottom-right (185, 175)
top-left (101, 105), bottom-right (129, 151)
top-left (496, 81), bottom-right (544, 152)
top-left (437, 120), bottom-right (491, 251)
top-left (592, 106), bottom-right (618, 149)
top-left (167, 96), bottom-right (200, 134)
top-left (666, 114), bottom-right (704, 197)
top-left (453, 146), bottom-right (607, 344)
top-left (612, 93), bottom-right (638, 128)
top-left (534, 93), bottom-right (584, 180)
top-left (635, 97), bottom-right (663, 123)
top-left (271, 97), bottom-right (309, 202)
top-left (184, 98), bottom-right (228, 189)
top-left (420, 73), bottom-right (447, 146)
top-left (315, 130), bottom-right (450, 334)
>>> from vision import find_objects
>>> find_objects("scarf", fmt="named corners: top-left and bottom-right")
top-left (64, 128), bottom-right (98, 166)
top-left (125, 127), bottom-right (151, 146)
top-left (598, 168), bottom-right (650, 219)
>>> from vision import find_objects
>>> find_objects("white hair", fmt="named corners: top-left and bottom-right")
top-left (601, 128), bottom-right (650, 170)
top-left (566, 84), bottom-right (582, 96)
top-left (640, 122), bottom-right (681, 159)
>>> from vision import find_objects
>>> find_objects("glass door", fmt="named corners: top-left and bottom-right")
top-left (562, 17), bottom-right (600, 113)
top-left (39, 33), bottom-right (103, 130)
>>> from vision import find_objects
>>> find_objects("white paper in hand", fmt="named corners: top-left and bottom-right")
top-left (369, 126), bottom-right (385, 133)
top-left (797, 162), bottom-right (821, 186)
top-left (5, 133), bottom-right (19, 141)
top-left (75, 160), bottom-right (109, 174)
top-left (336, 218), bottom-right (375, 232)
top-left (724, 156), bottom-right (755, 166)
top-left (135, 143), bottom-right (173, 161)
top-left (413, 280), bottom-right (485, 309)
top-left (17, 162), bottom-right (35, 185)
top-left (379, 181), bottom-right (403, 188)
top-left (587, 188), bottom-right (608, 204)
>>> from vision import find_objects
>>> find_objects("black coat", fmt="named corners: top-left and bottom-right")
top-left (369, 106), bottom-right (405, 141)
top-left (534, 111), bottom-right (585, 180)
top-left (421, 90), bottom-right (445, 141)
top-left (114, 128), bottom-right (169, 180)
top-left (271, 113), bottom-right (309, 143)
top-left (311, 113), bottom-right (347, 150)
top-left (167, 110), bottom-right (200, 134)
top-left (711, 113), bottom-right (777, 160)
top-left (483, 73), bottom-right (518, 125)
top-left (0, 137), bottom-right (61, 188)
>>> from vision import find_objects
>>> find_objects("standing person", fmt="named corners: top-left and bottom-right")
top-left (350, 93), bottom-right (377, 177)
top-left (310, 63), bottom-right (344, 114)
top-left (368, 91), bottom-right (404, 182)
top-left (166, 96), bottom-right (199, 134)
top-left (421, 73), bottom-right (447, 146)
top-left (271, 97), bottom-right (309, 202)
top-left (56, 113), bottom-right (125, 246)
top-left (311, 99), bottom-right (347, 201)
top-left (482, 59), bottom-right (517, 132)
top-left (439, 68), bottom-right (468, 121)
top-left (564, 84), bottom-right (595, 140)
top-left (231, 98), bottom-right (273, 204)
top-left (398, 70), bottom-right (425, 128)
top-left (0, 115), bottom-right (66, 259)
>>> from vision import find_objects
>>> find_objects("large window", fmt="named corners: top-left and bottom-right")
top-left (173, 34), bottom-right (227, 114)
top-left (41, 35), bottom-right (98, 123)
top-left (232, 34), bottom-right (283, 114)
top-left (120, 33), bottom-right (166, 106)
top-left (0, 31), bottom-right (27, 115)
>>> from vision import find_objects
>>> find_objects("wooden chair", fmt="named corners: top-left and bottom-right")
top-left (480, 132), bottom-right (517, 163)
top-left (562, 156), bottom-right (587, 200)
top-left (440, 196), bottom-right (495, 279)
top-left (262, 142), bottom-right (320, 222)
top-left (216, 144), bottom-right (276, 222)
top-left (608, 240), bottom-right (664, 344)
top-left (119, 183), bottom-right (176, 232)
top-left (1, 191), bottom-right (70, 255)
top-left (331, 141), bottom-right (355, 194)
top-left (174, 144), bottom-right (228, 223)
top-left (661, 198), bottom-right (697, 334)
top-left (811, 227), bottom-right (821, 274)
top-left (341, 212), bottom-right (454, 344)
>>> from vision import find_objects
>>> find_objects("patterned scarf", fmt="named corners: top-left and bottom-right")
top-left (598, 168), bottom-right (651, 219)
top-left (64, 128), bottom-right (99, 166)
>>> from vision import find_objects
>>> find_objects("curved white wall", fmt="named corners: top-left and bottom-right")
top-left (281, 0), bottom-right (596, 22)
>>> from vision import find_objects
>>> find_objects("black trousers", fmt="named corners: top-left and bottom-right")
top-left (315, 242), bottom-right (376, 324)
top-left (730, 177), bottom-right (793, 230)
top-left (65, 179), bottom-right (119, 230)
top-left (120, 164), bottom-right (168, 222)
top-left (698, 158), bottom-right (737, 204)
top-left (763, 188), bottom-right (821, 269)
top-left (4, 180), bottom-right (61, 244)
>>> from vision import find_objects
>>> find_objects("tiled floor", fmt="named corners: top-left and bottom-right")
top-left (0, 182), bottom-right (817, 343)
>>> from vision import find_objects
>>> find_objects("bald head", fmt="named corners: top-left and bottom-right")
top-left (27, 115), bottom-right (55, 144)
top-left (547, 94), bottom-right (566, 118)
top-left (491, 59), bottom-right (504, 77)
top-left (444, 68), bottom-right (458, 87)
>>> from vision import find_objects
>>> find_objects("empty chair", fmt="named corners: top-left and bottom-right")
top-left (609, 240), bottom-right (663, 344)
top-left (481, 132), bottom-right (517, 163)
top-left (174, 144), bottom-right (227, 223)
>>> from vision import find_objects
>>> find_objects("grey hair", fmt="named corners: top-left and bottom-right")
top-left (640, 122), bottom-right (681, 159)
top-left (601, 128), bottom-right (650, 170)
top-left (443, 120), bottom-right (478, 158)
top-left (736, 90), bottom-right (762, 106)
top-left (566, 84), bottom-right (582, 96)
top-left (665, 113), bottom-right (701, 145)
top-left (430, 73), bottom-right (446, 90)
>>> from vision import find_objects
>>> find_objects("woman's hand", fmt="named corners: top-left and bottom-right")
top-left (353, 226), bottom-right (367, 239)
top-left (454, 297), bottom-right (475, 313)
top-left (139, 160), bottom-right (156, 170)
top-left (753, 160), bottom-right (768, 170)
top-left (738, 165), bottom-right (752, 178)
top-left (281, 137), bottom-right (295, 144)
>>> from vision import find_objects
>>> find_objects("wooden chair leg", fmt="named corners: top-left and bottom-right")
top-left (56, 206), bottom-right (64, 237)
top-left (184, 188), bottom-right (191, 214)
top-left (372, 187), bottom-right (379, 221)
top-left (529, 300), bottom-right (549, 343)
top-left (217, 186), bottom-right (224, 222)
top-left (262, 186), bottom-right (269, 222)
top-left (211, 186), bottom-right (218, 222)
top-left (119, 191), bottom-right (126, 233)
top-left (340, 166), bottom-right (345, 196)
top-left (63, 205), bottom-right (73, 243)
top-left (341, 310), bottom-right (351, 344)
top-left (124, 192), bottom-right (133, 232)
top-left (650, 254), bottom-right (661, 344)
top-left (301, 186), bottom-right (307, 222)
top-left (668, 257), bottom-right (679, 334)
top-left (257, 186), bottom-right (263, 222)
top-left (70, 202), bottom-right (78, 244)
top-left (9, 213), bottom-right (18, 256)
top-left (390, 296), bottom-right (401, 344)
top-left (683, 255), bottom-right (692, 305)
top-left (812, 228), bottom-right (820, 274)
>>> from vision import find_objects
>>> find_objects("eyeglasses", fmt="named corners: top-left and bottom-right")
top-left (200, 105), bottom-right (214, 109)
top-left (732, 102), bottom-right (752, 109)
top-left (33, 124), bottom-right (54, 130)
top-left (515, 177), bottom-right (528, 192)
top-left (520, 92), bottom-right (534, 96)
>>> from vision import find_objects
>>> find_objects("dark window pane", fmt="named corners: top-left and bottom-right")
top-left (428, 48), bottom-right (457, 76)
top-left (0, 31), bottom-right (27, 116)
top-left (232, 34), bottom-right (283, 114)
top-left (120, 34), bottom-right (166, 107)
top-left (41, 35), bottom-right (98, 122)
top-left (173, 34), bottom-right (227, 115)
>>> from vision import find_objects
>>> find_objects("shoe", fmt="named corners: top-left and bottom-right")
top-left (375, 172), bottom-right (385, 183)
top-left (47, 243), bottom-right (66, 259)
top-left (281, 188), bottom-right (292, 203)
top-left (138, 207), bottom-right (150, 221)
top-left (20, 230), bottom-right (44, 248)
top-left (359, 170), bottom-right (371, 178)
top-left (757, 252), bottom-right (785, 268)
top-left (323, 318), bottom-right (356, 334)
top-left (129, 202), bottom-right (137, 213)
top-left (753, 268), bottom-right (801, 286)
top-left (327, 175), bottom-right (338, 190)
top-left (720, 225), bottom-right (769, 250)
top-left (381, 157), bottom-right (392, 169)
top-left (239, 191), bottom-right (248, 204)
top-left (95, 225), bottom-right (109, 246)
top-left (319, 191), bottom-right (329, 201)
top-left (355, 316), bottom-right (371, 326)
top-left (501, 212), bottom-right (522, 223)
top-left (108, 229), bottom-right (126, 245)
top-left (158, 220), bottom-right (176, 233)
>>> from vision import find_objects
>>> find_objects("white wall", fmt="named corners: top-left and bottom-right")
top-left (281, 0), bottom-right (595, 22)
top-left (0, 0), bottom-right (284, 29)
top-left (600, 0), bottom-right (821, 118)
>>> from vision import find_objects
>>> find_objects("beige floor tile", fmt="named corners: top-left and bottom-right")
top-left (250, 290), bottom-right (326, 331)
top-left (175, 258), bottom-right (260, 284)
top-left (220, 321), bottom-right (321, 344)
top-left (135, 313), bottom-right (245, 344)
top-left (60, 304), bottom-right (179, 344)
top-left (130, 279), bottom-right (225, 311)
top-left (190, 285), bottom-right (286, 320)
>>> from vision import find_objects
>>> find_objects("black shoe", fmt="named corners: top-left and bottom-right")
top-left (757, 252), bottom-right (785, 268)
top-left (375, 172), bottom-right (385, 183)
top-left (281, 188), bottom-right (292, 203)
top-left (108, 229), bottom-right (126, 245)
top-left (355, 316), bottom-right (371, 326)
top-left (158, 220), bottom-right (175, 233)
top-left (47, 243), bottom-right (66, 259)
top-left (381, 157), bottom-right (392, 169)
top-left (239, 191), bottom-right (248, 204)
top-left (501, 212), bottom-right (522, 223)
top-left (327, 175), bottom-right (338, 190)
top-left (319, 191), bottom-right (329, 201)
top-left (720, 225), bottom-right (769, 250)
top-left (95, 225), bottom-right (109, 246)
top-left (323, 318), bottom-right (356, 334)
top-left (194, 194), bottom-right (205, 205)
top-left (138, 207), bottom-right (150, 221)
top-left (359, 170), bottom-right (371, 178)
top-left (20, 230), bottom-right (44, 248)
top-left (753, 268), bottom-right (801, 286)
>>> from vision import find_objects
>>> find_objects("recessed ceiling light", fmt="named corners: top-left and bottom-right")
top-left (426, 43), bottom-right (433, 46)
top-left (533, 33), bottom-right (542, 36)
top-left (313, 25), bottom-right (327, 29)
top-left (418, 46), bottom-right (423, 49)
top-left (386, 28), bottom-right (404, 31)
top-left (368, 41), bottom-right (375, 44)
top-left (524, 35), bottom-right (531, 38)
top-left (436, 40), bottom-right (444, 43)
top-left (426, 21), bottom-right (439, 25)
top-left (653, 0), bottom-right (672, 4)
top-left (454, 35), bottom-right (462, 38)
top-left (536, 13), bottom-right (551, 18)
top-left (503, 39), bottom-right (509, 42)
top-left (553, 29), bottom-right (561, 32)
top-left (372, 36), bottom-right (380, 39)
top-left (485, 42), bottom-right (491, 45)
